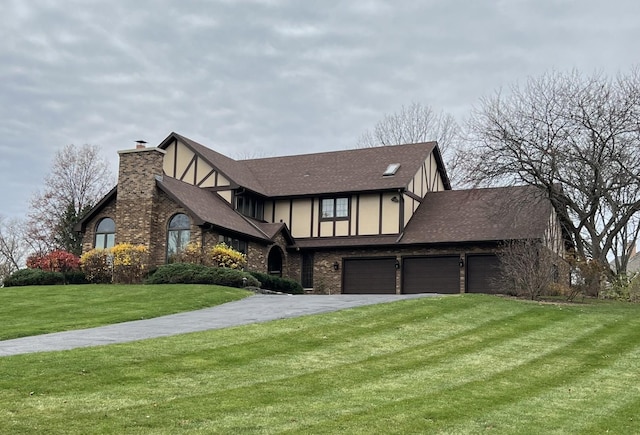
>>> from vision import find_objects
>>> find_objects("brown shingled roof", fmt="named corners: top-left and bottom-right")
top-left (159, 132), bottom-right (448, 197)
top-left (155, 175), bottom-right (270, 242)
top-left (242, 142), bottom-right (444, 197)
top-left (400, 185), bottom-right (552, 244)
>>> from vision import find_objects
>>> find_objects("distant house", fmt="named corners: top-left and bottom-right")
top-left (75, 132), bottom-right (565, 294)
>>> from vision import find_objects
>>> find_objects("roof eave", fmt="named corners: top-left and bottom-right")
top-left (73, 186), bottom-right (118, 232)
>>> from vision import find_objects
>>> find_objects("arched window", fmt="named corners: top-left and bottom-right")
top-left (167, 213), bottom-right (190, 260)
top-left (95, 218), bottom-right (115, 249)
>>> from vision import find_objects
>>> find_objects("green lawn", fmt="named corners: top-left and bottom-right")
top-left (0, 284), bottom-right (251, 340)
top-left (2, 294), bottom-right (640, 433)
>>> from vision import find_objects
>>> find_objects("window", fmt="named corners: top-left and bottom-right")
top-left (301, 252), bottom-right (314, 288)
top-left (219, 235), bottom-right (248, 255)
top-left (95, 218), bottom-right (115, 249)
top-left (235, 194), bottom-right (264, 220)
top-left (321, 197), bottom-right (349, 219)
top-left (383, 163), bottom-right (401, 176)
top-left (167, 213), bottom-right (190, 259)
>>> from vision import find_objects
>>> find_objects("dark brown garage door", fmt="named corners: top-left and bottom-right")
top-left (402, 256), bottom-right (460, 294)
top-left (466, 254), bottom-right (501, 294)
top-left (343, 257), bottom-right (396, 294)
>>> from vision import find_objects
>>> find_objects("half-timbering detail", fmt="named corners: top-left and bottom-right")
top-left (75, 132), bottom-right (567, 294)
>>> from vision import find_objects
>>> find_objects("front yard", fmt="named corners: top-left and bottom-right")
top-left (1, 294), bottom-right (640, 433)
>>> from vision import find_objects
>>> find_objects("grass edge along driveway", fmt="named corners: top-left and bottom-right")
top-left (0, 284), bottom-right (251, 340)
top-left (2, 294), bottom-right (640, 434)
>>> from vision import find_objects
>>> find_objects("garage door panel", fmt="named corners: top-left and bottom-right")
top-left (402, 256), bottom-right (460, 294)
top-left (343, 258), bottom-right (396, 294)
top-left (466, 254), bottom-right (501, 294)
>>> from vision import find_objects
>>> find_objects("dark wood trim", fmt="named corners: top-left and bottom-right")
top-left (172, 139), bottom-right (178, 177)
top-left (378, 193), bottom-right (383, 234)
top-left (288, 199), bottom-right (293, 232)
top-left (405, 191), bottom-right (422, 202)
top-left (179, 154), bottom-right (198, 181)
top-left (317, 198), bottom-right (322, 236)
top-left (310, 198), bottom-right (315, 237)
top-left (420, 162), bottom-right (425, 196)
top-left (197, 168), bottom-right (216, 187)
top-left (193, 156), bottom-right (198, 185)
top-left (271, 200), bottom-right (276, 224)
top-left (214, 172), bottom-right (219, 187)
top-left (399, 193), bottom-right (405, 233)
top-left (355, 194), bottom-right (360, 236)
top-left (348, 196), bottom-right (352, 236)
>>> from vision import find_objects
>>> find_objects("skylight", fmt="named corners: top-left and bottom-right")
top-left (383, 163), bottom-right (401, 176)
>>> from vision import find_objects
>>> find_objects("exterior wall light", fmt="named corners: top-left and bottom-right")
top-left (459, 258), bottom-right (464, 268)
top-left (395, 259), bottom-right (400, 270)
top-left (391, 196), bottom-right (399, 203)
top-left (333, 261), bottom-right (340, 271)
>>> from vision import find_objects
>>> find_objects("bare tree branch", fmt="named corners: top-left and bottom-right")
top-left (356, 102), bottom-right (466, 186)
top-left (26, 144), bottom-right (114, 255)
top-left (464, 68), bottom-right (640, 275)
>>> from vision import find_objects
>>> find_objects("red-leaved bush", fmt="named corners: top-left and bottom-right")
top-left (27, 250), bottom-right (81, 273)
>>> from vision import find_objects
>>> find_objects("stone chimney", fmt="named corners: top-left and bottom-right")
top-left (115, 145), bottom-right (166, 251)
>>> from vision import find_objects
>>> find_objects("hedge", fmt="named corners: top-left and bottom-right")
top-left (247, 271), bottom-right (304, 294)
top-left (146, 263), bottom-right (260, 288)
top-left (4, 268), bottom-right (66, 287)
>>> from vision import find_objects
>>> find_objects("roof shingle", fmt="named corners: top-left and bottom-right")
top-left (400, 185), bottom-right (552, 244)
top-left (155, 175), bottom-right (270, 242)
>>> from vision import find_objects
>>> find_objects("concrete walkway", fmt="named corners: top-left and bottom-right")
top-left (0, 293), bottom-right (438, 357)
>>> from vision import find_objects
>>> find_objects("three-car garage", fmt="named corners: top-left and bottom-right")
top-left (341, 254), bottom-right (501, 294)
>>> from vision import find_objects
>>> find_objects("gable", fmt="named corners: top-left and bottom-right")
top-left (162, 139), bottom-right (231, 188)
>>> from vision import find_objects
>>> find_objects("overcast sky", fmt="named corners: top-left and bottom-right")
top-left (1, 0), bottom-right (639, 218)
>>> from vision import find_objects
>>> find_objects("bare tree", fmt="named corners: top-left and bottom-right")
top-left (0, 215), bottom-right (29, 284)
top-left (26, 144), bottom-right (114, 255)
top-left (494, 239), bottom-right (557, 300)
top-left (465, 69), bottom-right (640, 276)
top-left (357, 102), bottom-right (465, 186)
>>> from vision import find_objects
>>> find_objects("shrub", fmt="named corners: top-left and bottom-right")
top-left (4, 268), bottom-right (65, 287)
top-left (111, 243), bottom-right (148, 284)
top-left (495, 240), bottom-right (556, 300)
top-left (248, 271), bottom-right (303, 294)
top-left (80, 249), bottom-right (113, 284)
top-left (26, 250), bottom-right (80, 274)
top-left (146, 263), bottom-right (260, 288)
top-left (64, 270), bottom-right (88, 284)
top-left (600, 274), bottom-right (640, 303)
top-left (208, 243), bottom-right (247, 270)
top-left (169, 242), bottom-right (205, 264)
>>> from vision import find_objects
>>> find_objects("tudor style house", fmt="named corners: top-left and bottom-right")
top-left (76, 132), bottom-right (566, 294)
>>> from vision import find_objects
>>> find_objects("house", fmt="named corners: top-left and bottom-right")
top-left (75, 132), bottom-right (565, 294)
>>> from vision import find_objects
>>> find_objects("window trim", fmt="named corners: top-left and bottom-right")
top-left (320, 197), bottom-right (350, 221)
top-left (95, 217), bottom-right (116, 249)
top-left (167, 213), bottom-right (191, 261)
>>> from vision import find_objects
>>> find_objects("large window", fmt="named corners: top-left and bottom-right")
top-left (235, 194), bottom-right (264, 220)
top-left (167, 213), bottom-right (191, 260)
top-left (321, 197), bottom-right (349, 219)
top-left (218, 235), bottom-right (248, 255)
top-left (95, 218), bottom-right (115, 249)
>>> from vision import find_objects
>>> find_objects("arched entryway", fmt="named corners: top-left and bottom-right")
top-left (267, 246), bottom-right (284, 276)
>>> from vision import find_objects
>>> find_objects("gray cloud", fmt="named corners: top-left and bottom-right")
top-left (1, 0), bottom-right (639, 217)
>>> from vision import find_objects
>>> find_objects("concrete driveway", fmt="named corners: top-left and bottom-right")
top-left (0, 293), bottom-right (439, 357)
